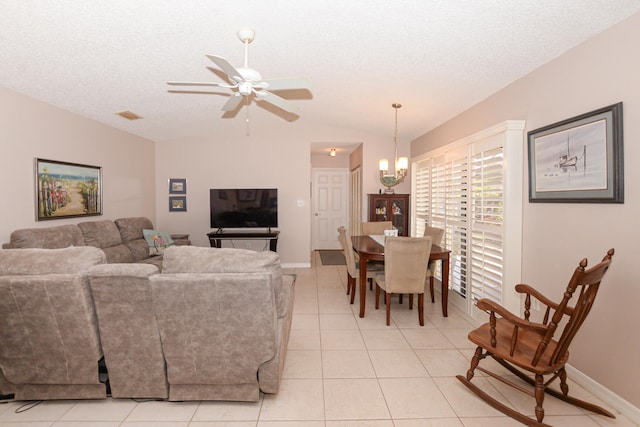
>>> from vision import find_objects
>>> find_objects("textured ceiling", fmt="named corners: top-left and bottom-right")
top-left (1, 1), bottom-right (639, 147)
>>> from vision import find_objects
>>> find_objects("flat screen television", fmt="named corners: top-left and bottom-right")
top-left (210, 188), bottom-right (278, 229)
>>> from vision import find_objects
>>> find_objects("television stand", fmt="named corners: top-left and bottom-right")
top-left (207, 230), bottom-right (280, 252)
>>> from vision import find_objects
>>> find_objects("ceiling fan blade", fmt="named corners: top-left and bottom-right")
top-left (206, 55), bottom-right (243, 82)
top-left (255, 90), bottom-right (298, 114)
top-left (222, 92), bottom-right (243, 111)
top-left (258, 77), bottom-right (311, 91)
top-left (167, 81), bottom-right (234, 88)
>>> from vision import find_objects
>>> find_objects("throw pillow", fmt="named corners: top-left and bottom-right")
top-left (143, 229), bottom-right (175, 256)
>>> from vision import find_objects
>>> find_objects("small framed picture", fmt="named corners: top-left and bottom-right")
top-left (169, 178), bottom-right (187, 194)
top-left (169, 196), bottom-right (187, 212)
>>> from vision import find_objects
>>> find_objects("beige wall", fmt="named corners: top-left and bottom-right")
top-left (311, 152), bottom-right (349, 168)
top-left (154, 121), bottom-right (410, 265)
top-left (412, 13), bottom-right (640, 407)
top-left (0, 86), bottom-right (156, 244)
top-left (0, 78), bottom-right (408, 266)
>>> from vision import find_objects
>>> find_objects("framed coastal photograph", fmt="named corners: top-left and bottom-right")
top-left (169, 196), bottom-right (187, 212)
top-left (169, 178), bottom-right (187, 194)
top-left (527, 102), bottom-right (623, 203)
top-left (35, 158), bottom-right (102, 221)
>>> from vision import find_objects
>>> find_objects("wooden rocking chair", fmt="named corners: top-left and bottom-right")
top-left (457, 248), bottom-right (615, 426)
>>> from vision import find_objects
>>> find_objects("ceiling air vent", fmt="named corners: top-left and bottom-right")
top-left (115, 110), bottom-right (143, 120)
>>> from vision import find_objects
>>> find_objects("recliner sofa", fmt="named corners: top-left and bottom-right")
top-left (2, 217), bottom-right (191, 269)
top-left (88, 246), bottom-right (295, 401)
top-left (0, 244), bottom-right (295, 402)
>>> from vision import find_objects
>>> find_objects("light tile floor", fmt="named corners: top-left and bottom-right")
top-left (0, 251), bottom-right (636, 427)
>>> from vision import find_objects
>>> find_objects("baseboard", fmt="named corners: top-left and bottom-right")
top-left (281, 262), bottom-right (311, 269)
top-left (565, 364), bottom-right (640, 423)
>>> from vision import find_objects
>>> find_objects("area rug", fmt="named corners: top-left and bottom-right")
top-left (319, 250), bottom-right (346, 266)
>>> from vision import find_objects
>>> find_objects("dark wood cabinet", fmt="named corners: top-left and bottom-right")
top-left (368, 194), bottom-right (410, 236)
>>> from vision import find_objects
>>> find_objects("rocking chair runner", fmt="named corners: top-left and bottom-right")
top-left (457, 248), bottom-right (615, 427)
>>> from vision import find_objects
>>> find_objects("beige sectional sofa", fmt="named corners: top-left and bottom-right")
top-left (2, 217), bottom-right (191, 269)
top-left (0, 235), bottom-right (295, 402)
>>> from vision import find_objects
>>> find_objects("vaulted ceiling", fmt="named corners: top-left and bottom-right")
top-left (2, 1), bottom-right (639, 145)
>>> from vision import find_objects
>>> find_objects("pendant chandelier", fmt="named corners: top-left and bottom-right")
top-left (378, 103), bottom-right (408, 193)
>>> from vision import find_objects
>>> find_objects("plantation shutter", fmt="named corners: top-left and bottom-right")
top-left (429, 155), bottom-right (446, 232)
top-left (414, 161), bottom-right (430, 238)
top-left (470, 146), bottom-right (504, 304)
top-left (411, 121), bottom-right (523, 315)
top-left (445, 148), bottom-right (469, 298)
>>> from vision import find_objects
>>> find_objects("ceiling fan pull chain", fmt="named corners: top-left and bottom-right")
top-left (246, 96), bottom-right (251, 136)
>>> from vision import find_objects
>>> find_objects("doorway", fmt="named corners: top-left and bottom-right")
top-left (311, 168), bottom-right (349, 250)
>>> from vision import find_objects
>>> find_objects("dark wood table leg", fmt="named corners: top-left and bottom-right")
top-left (441, 254), bottom-right (450, 317)
top-left (359, 255), bottom-right (368, 317)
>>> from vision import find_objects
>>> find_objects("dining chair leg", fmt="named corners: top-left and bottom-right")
top-left (398, 294), bottom-right (403, 304)
top-left (418, 293), bottom-right (425, 326)
top-left (409, 294), bottom-right (414, 310)
top-left (349, 277), bottom-right (357, 304)
top-left (346, 273), bottom-right (351, 295)
top-left (385, 293), bottom-right (392, 325)
top-left (375, 284), bottom-right (380, 309)
top-left (429, 276), bottom-right (435, 303)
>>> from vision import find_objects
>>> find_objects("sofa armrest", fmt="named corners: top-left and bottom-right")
top-left (170, 234), bottom-right (191, 246)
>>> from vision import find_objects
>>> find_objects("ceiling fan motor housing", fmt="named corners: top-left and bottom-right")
top-left (238, 81), bottom-right (253, 96)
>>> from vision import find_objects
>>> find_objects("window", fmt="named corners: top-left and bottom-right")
top-left (411, 121), bottom-right (525, 318)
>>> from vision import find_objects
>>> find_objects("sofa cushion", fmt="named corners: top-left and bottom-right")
top-left (0, 246), bottom-right (106, 275)
top-left (77, 220), bottom-right (122, 248)
top-left (115, 217), bottom-right (154, 242)
top-left (77, 220), bottom-right (134, 263)
top-left (115, 217), bottom-right (156, 262)
top-left (6, 224), bottom-right (85, 249)
top-left (143, 229), bottom-right (175, 256)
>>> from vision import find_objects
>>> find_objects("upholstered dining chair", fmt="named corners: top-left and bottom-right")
top-left (422, 225), bottom-right (444, 303)
top-left (337, 226), bottom-right (383, 303)
top-left (374, 236), bottom-right (432, 326)
top-left (361, 221), bottom-right (393, 235)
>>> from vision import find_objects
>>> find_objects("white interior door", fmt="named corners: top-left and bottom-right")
top-left (312, 168), bottom-right (349, 250)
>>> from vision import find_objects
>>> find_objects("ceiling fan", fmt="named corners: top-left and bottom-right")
top-left (167, 29), bottom-right (311, 116)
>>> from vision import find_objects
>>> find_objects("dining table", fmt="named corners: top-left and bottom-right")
top-left (351, 235), bottom-right (452, 318)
